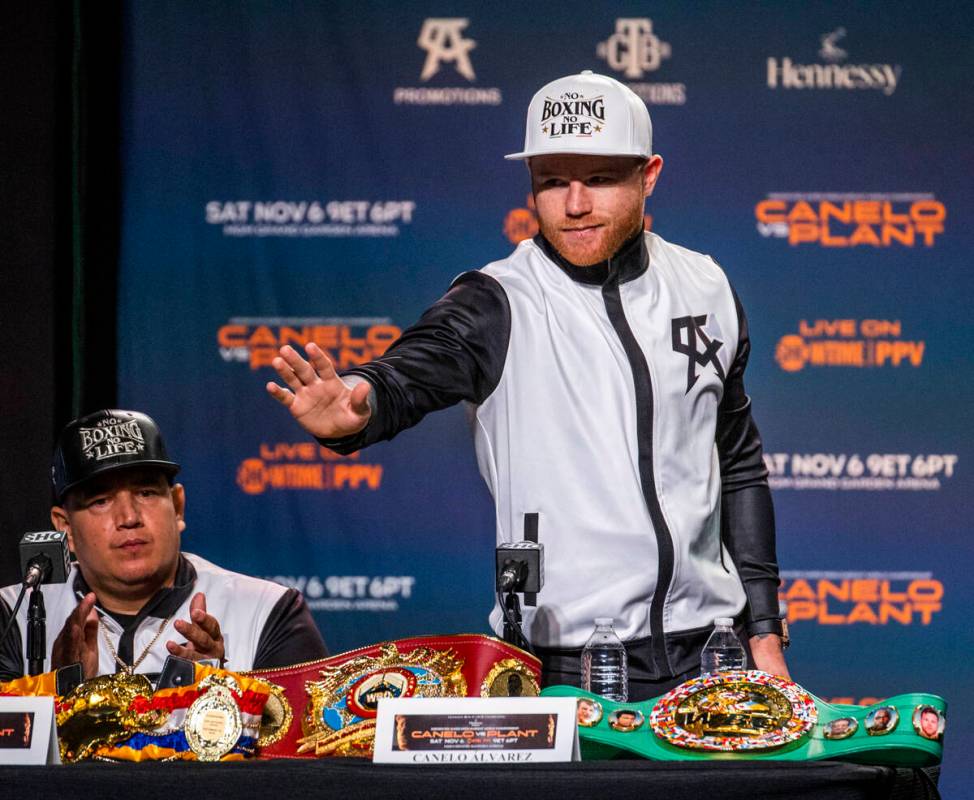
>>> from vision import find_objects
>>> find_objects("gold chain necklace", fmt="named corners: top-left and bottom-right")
top-left (99, 613), bottom-right (175, 675)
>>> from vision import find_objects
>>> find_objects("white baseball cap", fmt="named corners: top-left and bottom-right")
top-left (505, 70), bottom-right (653, 160)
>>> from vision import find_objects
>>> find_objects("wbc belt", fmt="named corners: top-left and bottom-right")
top-left (247, 634), bottom-right (541, 758)
top-left (543, 670), bottom-right (945, 767)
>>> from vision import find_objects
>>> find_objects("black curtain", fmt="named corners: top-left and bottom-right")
top-left (0, 1), bottom-right (120, 585)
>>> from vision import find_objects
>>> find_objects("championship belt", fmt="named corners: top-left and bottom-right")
top-left (247, 634), bottom-right (541, 758)
top-left (543, 670), bottom-right (945, 767)
top-left (53, 664), bottom-right (272, 762)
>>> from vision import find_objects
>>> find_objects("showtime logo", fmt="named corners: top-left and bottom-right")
top-left (217, 317), bottom-right (400, 371)
top-left (774, 319), bottom-right (925, 373)
top-left (767, 29), bottom-right (902, 95)
top-left (780, 571), bottom-right (942, 626)
top-left (756, 193), bottom-right (945, 247)
top-left (236, 443), bottom-right (383, 496)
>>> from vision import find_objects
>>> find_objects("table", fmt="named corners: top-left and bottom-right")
top-left (1, 758), bottom-right (940, 800)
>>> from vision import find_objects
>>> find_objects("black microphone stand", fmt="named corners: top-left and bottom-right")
top-left (502, 591), bottom-right (522, 646)
top-left (26, 587), bottom-right (46, 676)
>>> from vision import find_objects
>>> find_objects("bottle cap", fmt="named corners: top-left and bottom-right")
top-left (594, 617), bottom-right (614, 626)
top-left (714, 617), bottom-right (734, 627)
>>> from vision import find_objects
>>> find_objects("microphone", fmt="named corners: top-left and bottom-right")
top-left (495, 541), bottom-right (544, 593)
top-left (495, 541), bottom-right (544, 655)
top-left (19, 531), bottom-right (71, 588)
top-left (0, 532), bottom-right (71, 670)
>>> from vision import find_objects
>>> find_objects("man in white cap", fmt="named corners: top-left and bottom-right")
top-left (267, 71), bottom-right (788, 699)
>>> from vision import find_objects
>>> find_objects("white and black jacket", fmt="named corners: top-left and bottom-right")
top-left (0, 552), bottom-right (328, 683)
top-left (326, 231), bottom-right (781, 680)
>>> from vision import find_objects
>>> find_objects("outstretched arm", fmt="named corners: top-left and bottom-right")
top-left (266, 271), bottom-right (512, 452)
top-left (266, 342), bottom-right (373, 439)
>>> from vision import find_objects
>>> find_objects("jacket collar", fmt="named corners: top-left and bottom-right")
top-left (74, 554), bottom-right (197, 631)
top-left (534, 228), bottom-right (649, 286)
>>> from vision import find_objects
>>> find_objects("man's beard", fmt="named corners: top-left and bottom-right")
top-left (538, 205), bottom-right (644, 267)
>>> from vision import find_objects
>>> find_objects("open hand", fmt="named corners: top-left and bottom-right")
top-left (51, 592), bottom-right (100, 679)
top-left (266, 343), bottom-right (372, 439)
top-left (167, 592), bottom-right (226, 665)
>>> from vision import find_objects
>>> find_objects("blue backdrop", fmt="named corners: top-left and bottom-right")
top-left (116, 2), bottom-right (972, 792)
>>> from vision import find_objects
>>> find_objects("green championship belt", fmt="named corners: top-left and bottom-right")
top-left (542, 670), bottom-right (945, 767)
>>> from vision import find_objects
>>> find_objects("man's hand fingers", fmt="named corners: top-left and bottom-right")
top-left (173, 619), bottom-right (215, 652)
top-left (188, 593), bottom-right (221, 639)
top-left (166, 641), bottom-right (199, 660)
top-left (280, 345), bottom-right (318, 385)
top-left (70, 592), bottom-right (97, 625)
top-left (350, 381), bottom-right (372, 416)
top-left (266, 381), bottom-right (295, 408)
top-left (191, 612), bottom-right (222, 641)
top-left (190, 592), bottom-right (206, 616)
top-left (271, 356), bottom-right (305, 394)
top-left (306, 343), bottom-right (337, 380)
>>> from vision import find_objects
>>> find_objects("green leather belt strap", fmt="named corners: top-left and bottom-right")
top-left (542, 671), bottom-right (945, 767)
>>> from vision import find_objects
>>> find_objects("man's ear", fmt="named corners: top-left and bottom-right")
top-left (642, 154), bottom-right (664, 198)
top-left (51, 505), bottom-right (73, 551)
top-left (171, 484), bottom-right (186, 533)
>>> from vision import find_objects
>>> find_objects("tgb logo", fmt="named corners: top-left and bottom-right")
top-left (418, 18), bottom-right (476, 81)
top-left (596, 18), bottom-right (671, 79)
top-left (672, 315), bottom-right (725, 394)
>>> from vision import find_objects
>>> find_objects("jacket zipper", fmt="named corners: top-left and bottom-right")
top-left (600, 259), bottom-right (676, 677)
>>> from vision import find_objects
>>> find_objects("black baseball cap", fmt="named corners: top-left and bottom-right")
top-left (51, 409), bottom-right (181, 503)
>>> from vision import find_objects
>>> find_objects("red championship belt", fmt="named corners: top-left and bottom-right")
top-left (245, 634), bottom-right (541, 758)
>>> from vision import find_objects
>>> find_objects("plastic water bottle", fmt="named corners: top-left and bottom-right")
top-left (700, 617), bottom-right (747, 675)
top-left (580, 618), bottom-right (628, 702)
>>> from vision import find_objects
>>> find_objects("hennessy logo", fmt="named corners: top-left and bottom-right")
top-left (540, 92), bottom-right (606, 139)
top-left (819, 27), bottom-right (847, 62)
top-left (672, 315), bottom-right (725, 394)
top-left (596, 18), bottom-right (671, 79)
top-left (78, 418), bottom-right (146, 461)
top-left (417, 18), bottom-right (477, 81)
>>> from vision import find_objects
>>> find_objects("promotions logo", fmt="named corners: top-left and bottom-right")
top-left (780, 571), bottom-right (943, 626)
top-left (268, 574), bottom-right (416, 612)
top-left (78, 416), bottom-right (146, 462)
top-left (418, 18), bottom-right (476, 81)
top-left (393, 18), bottom-right (502, 106)
top-left (756, 193), bottom-right (946, 247)
top-left (217, 317), bottom-right (401, 371)
top-left (767, 29), bottom-right (903, 95)
top-left (500, 193), bottom-right (652, 245)
top-left (765, 452), bottom-right (958, 491)
top-left (205, 200), bottom-right (415, 238)
top-left (774, 318), bottom-right (925, 372)
top-left (595, 18), bottom-right (686, 105)
top-left (671, 314), bottom-right (724, 393)
top-left (236, 444), bottom-right (383, 496)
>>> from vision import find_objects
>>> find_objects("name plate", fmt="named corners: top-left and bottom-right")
top-left (0, 697), bottom-right (60, 764)
top-left (373, 697), bottom-right (578, 764)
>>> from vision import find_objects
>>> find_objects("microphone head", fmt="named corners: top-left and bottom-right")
top-left (19, 531), bottom-right (71, 584)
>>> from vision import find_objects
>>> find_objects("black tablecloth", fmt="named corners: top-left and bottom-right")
top-left (3, 759), bottom-right (940, 800)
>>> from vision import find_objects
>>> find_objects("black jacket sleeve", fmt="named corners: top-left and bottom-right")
top-left (0, 595), bottom-right (25, 682)
top-left (716, 287), bottom-right (783, 637)
top-left (319, 270), bottom-right (512, 454)
top-left (252, 589), bottom-right (329, 669)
